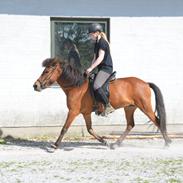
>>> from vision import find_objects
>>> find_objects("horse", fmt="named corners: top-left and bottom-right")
top-left (33, 57), bottom-right (171, 149)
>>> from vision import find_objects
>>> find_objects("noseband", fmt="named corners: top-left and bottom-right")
top-left (39, 65), bottom-right (57, 88)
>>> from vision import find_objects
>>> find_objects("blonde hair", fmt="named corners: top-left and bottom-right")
top-left (72, 44), bottom-right (80, 58)
top-left (100, 32), bottom-right (110, 46)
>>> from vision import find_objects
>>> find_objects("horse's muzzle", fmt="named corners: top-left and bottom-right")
top-left (33, 81), bottom-right (42, 92)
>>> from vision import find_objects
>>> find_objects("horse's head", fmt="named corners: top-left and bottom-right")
top-left (33, 57), bottom-right (63, 92)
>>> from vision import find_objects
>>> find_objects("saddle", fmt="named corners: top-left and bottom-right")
top-left (89, 71), bottom-right (116, 114)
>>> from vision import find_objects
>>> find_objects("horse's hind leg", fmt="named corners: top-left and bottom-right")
top-left (83, 113), bottom-right (109, 146)
top-left (111, 106), bottom-right (136, 149)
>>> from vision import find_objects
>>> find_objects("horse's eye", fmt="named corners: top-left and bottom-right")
top-left (44, 70), bottom-right (49, 74)
top-left (44, 68), bottom-right (49, 73)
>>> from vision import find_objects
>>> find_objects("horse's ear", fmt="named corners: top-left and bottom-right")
top-left (42, 58), bottom-right (53, 67)
top-left (54, 57), bottom-right (67, 68)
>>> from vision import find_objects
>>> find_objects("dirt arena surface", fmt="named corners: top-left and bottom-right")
top-left (0, 137), bottom-right (183, 183)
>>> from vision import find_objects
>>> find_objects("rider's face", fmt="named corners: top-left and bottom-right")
top-left (89, 32), bottom-right (98, 41)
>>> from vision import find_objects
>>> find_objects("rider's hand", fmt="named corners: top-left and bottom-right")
top-left (86, 67), bottom-right (93, 75)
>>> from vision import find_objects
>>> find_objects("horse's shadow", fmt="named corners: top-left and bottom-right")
top-left (2, 135), bottom-right (108, 153)
top-left (2, 135), bottom-right (168, 153)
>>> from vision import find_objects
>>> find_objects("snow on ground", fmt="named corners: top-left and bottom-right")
top-left (0, 138), bottom-right (183, 183)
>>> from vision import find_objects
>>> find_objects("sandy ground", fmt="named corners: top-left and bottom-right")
top-left (0, 137), bottom-right (183, 183)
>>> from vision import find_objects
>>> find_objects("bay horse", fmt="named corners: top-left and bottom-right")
top-left (33, 57), bottom-right (171, 149)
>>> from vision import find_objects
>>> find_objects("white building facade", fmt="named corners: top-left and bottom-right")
top-left (0, 0), bottom-right (183, 136)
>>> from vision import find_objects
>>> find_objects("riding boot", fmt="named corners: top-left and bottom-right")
top-left (95, 88), bottom-right (115, 116)
top-left (105, 103), bottom-right (115, 115)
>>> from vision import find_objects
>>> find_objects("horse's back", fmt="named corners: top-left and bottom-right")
top-left (110, 76), bottom-right (148, 90)
top-left (109, 77), bottom-right (151, 107)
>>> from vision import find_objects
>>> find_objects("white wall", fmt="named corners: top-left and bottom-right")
top-left (0, 15), bottom-right (183, 128)
top-left (0, 0), bottom-right (183, 128)
top-left (0, 15), bottom-right (61, 127)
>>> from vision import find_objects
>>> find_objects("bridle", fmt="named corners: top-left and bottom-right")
top-left (38, 65), bottom-right (58, 89)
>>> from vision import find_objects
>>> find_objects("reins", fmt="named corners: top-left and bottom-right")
top-left (41, 65), bottom-right (57, 87)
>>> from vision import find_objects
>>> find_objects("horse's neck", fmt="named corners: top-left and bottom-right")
top-left (57, 79), bottom-right (89, 95)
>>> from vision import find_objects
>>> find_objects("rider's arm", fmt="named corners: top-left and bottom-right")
top-left (91, 54), bottom-right (96, 64)
top-left (86, 49), bottom-right (105, 73)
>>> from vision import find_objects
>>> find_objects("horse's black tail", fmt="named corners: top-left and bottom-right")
top-left (148, 82), bottom-right (167, 134)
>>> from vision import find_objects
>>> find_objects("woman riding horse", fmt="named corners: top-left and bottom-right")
top-left (86, 23), bottom-right (115, 116)
top-left (33, 57), bottom-right (171, 150)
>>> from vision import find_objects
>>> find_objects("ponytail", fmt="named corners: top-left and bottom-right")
top-left (73, 44), bottom-right (80, 57)
top-left (100, 32), bottom-right (110, 46)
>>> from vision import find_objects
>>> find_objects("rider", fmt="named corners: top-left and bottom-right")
top-left (86, 23), bottom-right (115, 115)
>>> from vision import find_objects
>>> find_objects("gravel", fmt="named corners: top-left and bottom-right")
top-left (0, 138), bottom-right (183, 183)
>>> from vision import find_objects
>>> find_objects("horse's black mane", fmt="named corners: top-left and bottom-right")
top-left (42, 57), bottom-right (86, 87)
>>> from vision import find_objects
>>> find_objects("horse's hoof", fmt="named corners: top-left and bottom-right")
top-left (168, 138), bottom-right (172, 144)
top-left (164, 142), bottom-right (170, 147)
top-left (104, 141), bottom-right (110, 148)
top-left (164, 138), bottom-right (172, 147)
top-left (109, 143), bottom-right (117, 150)
top-left (109, 142), bottom-right (123, 150)
top-left (45, 144), bottom-right (57, 153)
top-left (51, 143), bottom-right (58, 149)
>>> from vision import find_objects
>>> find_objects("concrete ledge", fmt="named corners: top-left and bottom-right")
top-left (0, 124), bottom-right (183, 139)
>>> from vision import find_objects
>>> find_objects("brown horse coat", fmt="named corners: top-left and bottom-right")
top-left (33, 57), bottom-right (171, 149)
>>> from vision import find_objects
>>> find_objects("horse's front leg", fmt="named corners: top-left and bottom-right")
top-left (83, 113), bottom-right (109, 147)
top-left (51, 110), bottom-right (78, 149)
